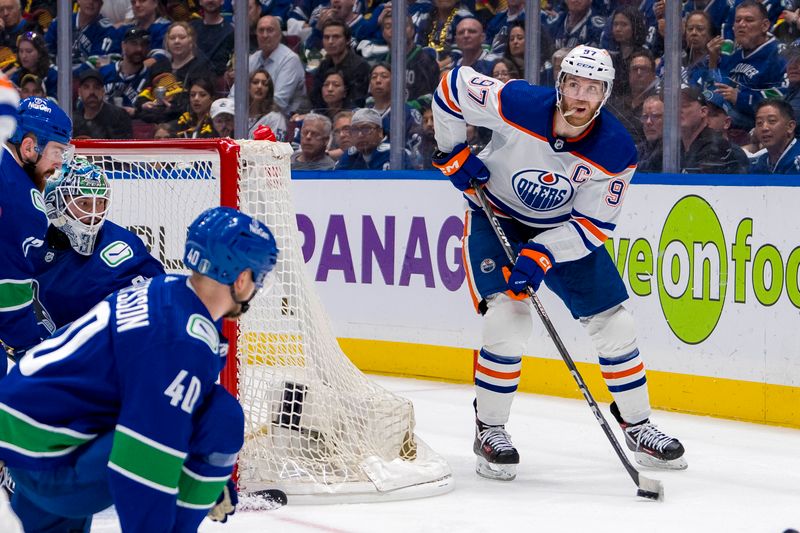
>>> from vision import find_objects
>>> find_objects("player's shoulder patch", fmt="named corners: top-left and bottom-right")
top-left (591, 15), bottom-right (606, 28)
top-left (30, 189), bottom-right (45, 214)
top-left (185, 313), bottom-right (219, 353)
top-left (100, 240), bottom-right (134, 267)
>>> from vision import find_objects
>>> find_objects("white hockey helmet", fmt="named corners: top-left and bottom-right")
top-left (45, 157), bottom-right (111, 256)
top-left (557, 45), bottom-right (615, 123)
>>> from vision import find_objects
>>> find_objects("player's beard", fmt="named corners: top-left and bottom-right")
top-left (560, 99), bottom-right (601, 128)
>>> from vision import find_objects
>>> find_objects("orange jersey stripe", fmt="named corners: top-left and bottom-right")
top-left (574, 217), bottom-right (608, 243)
top-left (602, 362), bottom-right (644, 379)
top-left (462, 211), bottom-right (481, 313)
top-left (441, 76), bottom-right (462, 113)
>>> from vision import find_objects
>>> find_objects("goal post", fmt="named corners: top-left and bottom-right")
top-left (72, 138), bottom-right (454, 503)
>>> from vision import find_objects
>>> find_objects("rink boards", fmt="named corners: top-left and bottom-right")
top-left (291, 171), bottom-right (800, 429)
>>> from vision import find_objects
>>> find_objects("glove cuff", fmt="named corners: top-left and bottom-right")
top-left (432, 142), bottom-right (470, 176)
top-left (520, 242), bottom-right (554, 273)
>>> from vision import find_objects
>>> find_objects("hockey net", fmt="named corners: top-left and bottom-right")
top-left (72, 139), bottom-right (452, 503)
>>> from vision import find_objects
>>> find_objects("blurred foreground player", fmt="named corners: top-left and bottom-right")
top-left (432, 45), bottom-right (687, 481)
top-left (0, 206), bottom-right (279, 531)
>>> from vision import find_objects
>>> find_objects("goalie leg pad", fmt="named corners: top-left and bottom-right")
top-left (581, 305), bottom-right (650, 423)
top-left (476, 294), bottom-right (531, 426)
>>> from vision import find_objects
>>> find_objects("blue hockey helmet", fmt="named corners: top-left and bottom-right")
top-left (184, 207), bottom-right (279, 288)
top-left (9, 97), bottom-right (72, 151)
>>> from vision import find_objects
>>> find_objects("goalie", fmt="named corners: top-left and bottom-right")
top-left (0, 207), bottom-right (279, 531)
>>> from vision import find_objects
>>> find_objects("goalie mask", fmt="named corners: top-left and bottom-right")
top-left (45, 157), bottom-right (111, 256)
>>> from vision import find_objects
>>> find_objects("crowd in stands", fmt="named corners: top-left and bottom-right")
top-left (3, 0), bottom-right (800, 173)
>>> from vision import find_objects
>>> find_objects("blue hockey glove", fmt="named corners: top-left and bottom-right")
top-left (432, 143), bottom-right (490, 191)
top-left (505, 242), bottom-right (555, 294)
top-left (207, 479), bottom-right (238, 523)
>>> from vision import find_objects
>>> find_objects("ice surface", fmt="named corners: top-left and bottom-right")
top-left (92, 376), bottom-right (800, 533)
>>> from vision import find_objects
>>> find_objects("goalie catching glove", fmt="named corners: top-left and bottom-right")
top-left (432, 142), bottom-right (490, 191)
top-left (207, 479), bottom-right (238, 523)
top-left (505, 242), bottom-right (555, 294)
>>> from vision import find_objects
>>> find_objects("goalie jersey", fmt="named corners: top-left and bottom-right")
top-left (0, 146), bottom-right (50, 353)
top-left (31, 221), bottom-right (165, 330)
top-left (0, 275), bottom-right (237, 531)
top-left (433, 66), bottom-right (637, 264)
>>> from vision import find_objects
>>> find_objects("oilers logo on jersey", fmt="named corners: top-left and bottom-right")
top-left (512, 170), bottom-right (574, 212)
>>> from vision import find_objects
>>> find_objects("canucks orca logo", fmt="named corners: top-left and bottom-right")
top-left (511, 170), bottom-right (574, 211)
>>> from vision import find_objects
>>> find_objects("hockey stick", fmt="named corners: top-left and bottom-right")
top-left (469, 181), bottom-right (664, 502)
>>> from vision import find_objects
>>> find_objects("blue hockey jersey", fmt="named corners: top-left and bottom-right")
top-left (749, 139), bottom-right (800, 174)
top-left (433, 67), bottom-right (638, 264)
top-left (0, 146), bottom-right (50, 353)
top-left (31, 221), bottom-right (165, 330)
top-left (45, 13), bottom-right (121, 66)
top-left (546, 8), bottom-right (606, 50)
top-left (0, 275), bottom-right (237, 531)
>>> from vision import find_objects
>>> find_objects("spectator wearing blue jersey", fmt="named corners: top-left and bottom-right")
top-left (750, 98), bottom-right (800, 173)
top-left (783, 45), bottom-right (800, 125)
top-left (0, 0), bottom-right (38, 53)
top-left (707, 0), bottom-right (788, 135)
top-left (116, 0), bottom-right (171, 65)
top-left (33, 157), bottom-right (165, 330)
top-left (682, 0), bottom-right (731, 35)
top-left (720, 0), bottom-right (786, 40)
top-left (44, 0), bottom-right (120, 70)
top-left (100, 27), bottom-right (161, 116)
top-left (8, 31), bottom-right (56, 99)
top-left (335, 107), bottom-right (396, 170)
top-left (304, 0), bottom-right (368, 53)
top-left (683, 10), bottom-right (715, 87)
top-left (546, 0), bottom-right (605, 51)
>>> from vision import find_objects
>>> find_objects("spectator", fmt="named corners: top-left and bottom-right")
top-left (135, 71), bottom-right (188, 123)
top-left (335, 107), bottom-right (395, 170)
top-left (247, 0), bottom-right (262, 53)
top-left (451, 17), bottom-right (497, 75)
top-left (18, 72), bottom-right (46, 100)
top-left (153, 121), bottom-right (177, 139)
top-left (163, 22), bottom-right (211, 89)
top-left (366, 62), bottom-right (422, 154)
top-left (491, 57), bottom-right (521, 83)
top-left (100, 27), bottom-right (158, 117)
top-left (328, 109), bottom-right (352, 161)
top-left (45, 0), bottom-right (120, 69)
top-left (305, 0), bottom-right (368, 53)
top-left (485, 0), bottom-right (526, 55)
top-left (750, 98), bottom-right (800, 174)
top-left (416, 0), bottom-right (473, 68)
top-left (546, 0), bottom-right (605, 50)
top-left (681, 0), bottom-right (729, 36)
top-left (162, 0), bottom-right (199, 21)
top-left (0, 0), bottom-right (36, 52)
top-left (310, 18), bottom-right (370, 109)
top-left (783, 46), bottom-right (800, 124)
top-left (9, 31), bottom-right (56, 98)
top-left (679, 84), bottom-right (747, 173)
top-left (247, 68), bottom-right (288, 140)
top-left (721, 0), bottom-right (786, 40)
top-left (418, 101), bottom-right (436, 169)
top-left (707, 0), bottom-right (787, 136)
top-left (291, 112), bottom-right (335, 169)
top-left (177, 77), bottom-right (216, 138)
top-left (315, 68), bottom-right (353, 120)
top-left (73, 68), bottom-right (133, 139)
top-left (377, 14), bottom-right (440, 103)
top-left (603, 6), bottom-right (648, 97)
top-left (190, 0), bottom-right (233, 76)
top-left (549, 46), bottom-right (571, 86)
top-left (247, 15), bottom-right (306, 115)
top-left (637, 94), bottom-right (664, 173)
top-left (609, 49), bottom-right (658, 145)
top-left (683, 10), bottom-right (714, 87)
top-left (705, 91), bottom-right (751, 166)
top-left (501, 20), bottom-right (554, 83)
top-left (210, 96), bottom-right (234, 137)
top-left (116, 0), bottom-right (171, 64)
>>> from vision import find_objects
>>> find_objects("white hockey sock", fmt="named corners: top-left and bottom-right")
top-left (474, 348), bottom-right (521, 426)
top-left (600, 348), bottom-right (651, 424)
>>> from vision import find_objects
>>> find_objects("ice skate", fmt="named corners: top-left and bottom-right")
top-left (473, 420), bottom-right (519, 481)
top-left (611, 402), bottom-right (687, 470)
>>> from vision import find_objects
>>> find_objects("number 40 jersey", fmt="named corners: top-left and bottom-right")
top-left (433, 66), bottom-right (638, 264)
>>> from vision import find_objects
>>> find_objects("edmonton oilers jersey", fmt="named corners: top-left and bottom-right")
top-left (433, 66), bottom-right (637, 264)
top-left (31, 221), bottom-right (165, 330)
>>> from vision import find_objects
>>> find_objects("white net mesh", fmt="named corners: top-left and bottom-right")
top-left (74, 139), bottom-right (452, 503)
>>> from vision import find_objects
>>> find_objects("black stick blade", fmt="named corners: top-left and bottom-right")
top-left (636, 475), bottom-right (664, 502)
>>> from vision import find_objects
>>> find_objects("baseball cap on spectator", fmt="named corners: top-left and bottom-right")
top-left (705, 91), bottom-right (732, 115)
top-left (680, 84), bottom-right (707, 106)
top-left (210, 98), bottom-right (234, 119)
top-left (123, 27), bottom-right (150, 43)
top-left (351, 108), bottom-right (383, 129)
top-left (78, 69), bottom-right (104, 85)
top-left (20, 73), bottom-right (44, 88)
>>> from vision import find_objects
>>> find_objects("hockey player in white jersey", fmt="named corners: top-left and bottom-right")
top-left (432, 45), bottom-right (686, 480)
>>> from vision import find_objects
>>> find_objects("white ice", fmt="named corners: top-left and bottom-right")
top-left (93, 376), bottom-right (800, 533)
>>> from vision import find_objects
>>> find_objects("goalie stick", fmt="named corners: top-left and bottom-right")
top-left (469, 180), bottom-right (664, 502)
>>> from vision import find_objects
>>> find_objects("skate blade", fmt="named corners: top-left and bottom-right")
top-left (634, 452), bottom-right (688, 470)
top-left (476, 457), bottom-right (517, 481)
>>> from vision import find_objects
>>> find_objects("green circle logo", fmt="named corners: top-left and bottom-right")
top-left (658, 195), bottom-right (727, 344)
